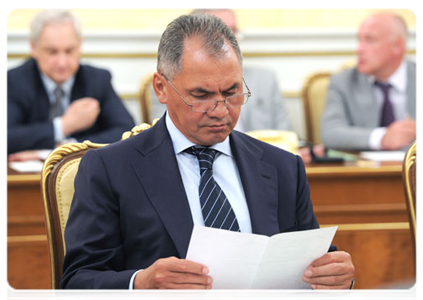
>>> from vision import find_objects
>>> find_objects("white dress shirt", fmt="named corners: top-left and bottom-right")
top-left (368, 60), bottom-right (408, 150)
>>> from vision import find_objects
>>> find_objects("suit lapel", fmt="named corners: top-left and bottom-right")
top-left (32, 60), bottom-right (51, 120)
top-left (70, 66), bottom-right (86, 102)
top-left (130, 118), bottom-right (194, 258)
top-left (356, 73), bottom-right (380, 127)
top-left (230, 132), bottom-right (280, 236)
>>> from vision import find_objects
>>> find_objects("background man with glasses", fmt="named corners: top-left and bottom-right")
top-left (62, 14), bottom-right (354, 290)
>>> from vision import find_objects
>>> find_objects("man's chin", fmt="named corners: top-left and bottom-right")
top-left (357, 63), bottom-right (371, 75)
top-left (51, 73), bottom-right (71, 84)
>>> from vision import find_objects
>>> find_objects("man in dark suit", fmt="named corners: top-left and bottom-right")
top-left (62, 14), bottom-right (354, 289)
top-left (7, 9), bottom-right (134, 156)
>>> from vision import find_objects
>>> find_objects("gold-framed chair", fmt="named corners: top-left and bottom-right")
top-left (301, 72), bottom-right (332, 145)
top-left (403, 141), bottom-right (416, 251)
top-left (41, 123), bottom-right (155, 289)
top-left (246, 130), bottom-right (299, 154)
top-left (139, 73), bottom-right (154, 123)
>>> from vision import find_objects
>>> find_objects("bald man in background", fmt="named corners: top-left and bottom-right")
top-left (321, 12), bottom-right (416, 151)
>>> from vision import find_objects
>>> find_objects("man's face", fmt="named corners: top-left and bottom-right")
top-left (161, 38), bottom-right (243, 146)
top-left (356, 16), bottom-right (397, 79)
top-left (31, 22), bottom-right (81, 84)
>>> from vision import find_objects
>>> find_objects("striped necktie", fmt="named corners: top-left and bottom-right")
top-left (186, 147), bottom-right (240, 232)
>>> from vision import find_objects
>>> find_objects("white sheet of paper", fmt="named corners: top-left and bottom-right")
top-left (186, 225), bottom-right (337, 289)
top-left (360, 151), bottom-right (405, 162)
top-left (9, 160), bottom-right (44, 173)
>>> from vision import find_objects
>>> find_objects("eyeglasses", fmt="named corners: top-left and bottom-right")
top-left (161, 73), bottom-right (251, 113)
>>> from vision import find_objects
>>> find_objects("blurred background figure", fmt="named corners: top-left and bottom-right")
top-left (321, 12), bottom-right (416, 151)
top-left (8, 9), bottom-right (135, 160)
top-left (150, 8), bottom-right (292, 132)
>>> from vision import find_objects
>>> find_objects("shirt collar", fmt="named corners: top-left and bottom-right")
top-left (165, 112), bottom-right (232, 157)
top-left (40, 72), bottom-right (75, 99)
top-left (388, 60), bottom-right (407, 92)
top-left (369, 60), bottom-right (407, 92)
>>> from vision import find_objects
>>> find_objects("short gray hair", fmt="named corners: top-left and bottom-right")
top-left (30, 9), bottom-right (81, 44)
top-left (157, 14), bottom-right (243, 80)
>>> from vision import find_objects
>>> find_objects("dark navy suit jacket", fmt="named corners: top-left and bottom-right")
top-left (7, 58), bottom-right (135, 154)
top-left (61, 116), bottom-right (331, 289)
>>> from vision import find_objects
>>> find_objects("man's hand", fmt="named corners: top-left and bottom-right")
top-left (8, 150), bottom-right (42, 162)
top-left (133, 256), bottom-right (213, 289)
top-left (381, 119), bottom-right (416, 150)
top-left (62, 97), bottom-right (100, 136)
top-left (302, 251), bottom-right (355, 289)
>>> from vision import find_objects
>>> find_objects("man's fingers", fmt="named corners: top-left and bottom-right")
top-left (303, 272), bottom-right (351, 285)
top-left (302, 251), bottom-right (354, 289)
top-left (162, 257), bottom-right (209, 275)
top-left (166, 271), bottom-right (213, 286)
top-left (309, 251), bottom-right (351, 268)
top-left (305, 262), bottom-right (347, 277)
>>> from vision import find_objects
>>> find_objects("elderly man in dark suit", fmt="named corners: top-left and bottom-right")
top-left (7, 9), bottom-right (134, 157)
top-left (62, 14), bottom-right (354, 290)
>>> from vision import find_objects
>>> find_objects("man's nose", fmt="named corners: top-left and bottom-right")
top-left (208, 99), bottom-right (229, 117)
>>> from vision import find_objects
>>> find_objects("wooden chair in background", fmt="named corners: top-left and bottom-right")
top-left (301, 72), bottom-right (332, 145)
top-left (138, 74), bottom-right (154, 123)
top-left (41, 123), bottom-right (155, 288)
top-left (403, 141), bottom-right (416, 251)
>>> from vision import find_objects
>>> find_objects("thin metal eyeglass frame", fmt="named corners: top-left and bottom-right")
top-left (161, 73), bottom-right (251, 113)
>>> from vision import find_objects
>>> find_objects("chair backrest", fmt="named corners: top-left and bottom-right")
top-left (403, 141), bottom-right (416, 250)
top-left (301, 72), bottom-right (332, 145)
top-left (246, 130), bottom-right (299, 155)
top-left (139, 74), bottom-right (154, 123)
top-left (41, 123), bottom-right (155, 289)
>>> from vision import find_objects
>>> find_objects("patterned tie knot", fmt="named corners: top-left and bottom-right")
top-left (374, 81), bottom-right (391, 94)
top-left (186, 147), bottom-right (217, 172)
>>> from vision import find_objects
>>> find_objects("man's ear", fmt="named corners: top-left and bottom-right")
top-left (152, 73), bottom-right (167, 104)
top-left (392, 36), bottom-right (406, 57)
top-left (30, 41), bottom-right (37, 58)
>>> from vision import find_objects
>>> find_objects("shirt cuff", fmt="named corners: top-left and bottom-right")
top-left (368, 127), bottom-right (388, 150)
top-left (129, 269), bottom-right (143, 289)
top-left (53, 117), bottom-right (65, 142)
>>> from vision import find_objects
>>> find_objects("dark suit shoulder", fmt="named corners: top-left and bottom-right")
top-left (8, 58), bottom-right (40, 90)
top-left (89, 120), bottom-right (164, 156)
top-left (77, 64), bottom-right (111, 80)
top-left (8, 58), bottom-right (37, 76)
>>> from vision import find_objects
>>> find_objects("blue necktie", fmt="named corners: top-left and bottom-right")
top-left (186, 147), bottom-right (240, 232)
top-left (375, 81), bottom-right (395, 127)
